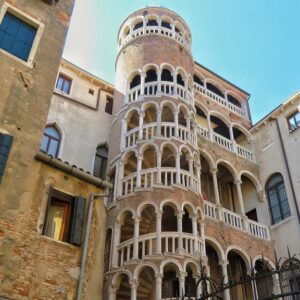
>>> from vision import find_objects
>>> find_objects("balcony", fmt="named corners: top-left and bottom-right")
top-left (117, 232), bottom-right (203, 267)
top-left (204, 201), bottom-right (270, 240)
top-left (127, 81), bottom-right (193, 106)
top-left (194, 82), bottom-right (249, 120)
top-left (123, 122), bottom-right (197, 150)
top-left (197, 125), bottom-right (256, 162)
top-left (121, 167), bottom-right (200, 197)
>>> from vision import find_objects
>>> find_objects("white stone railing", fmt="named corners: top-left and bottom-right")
top-left (123, 122), bottom-right (197, 150)
top-left (127, 81), bottom-right (193, 105)
top-left (203, 201), bottom-right (270, 240)
top-left (120, 25), bottom-right (190, 50)
top-left (121, 168), bottom-right (200, 196)
top-left (194, 82), bottom-right (248, 120)
top-left (117, 232), bottom-right (202, 267)
top-left (197, 125), bottom-right (256, 162)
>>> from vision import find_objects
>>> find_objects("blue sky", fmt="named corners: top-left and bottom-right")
top-left (63, 0), bottom-right (300, 123)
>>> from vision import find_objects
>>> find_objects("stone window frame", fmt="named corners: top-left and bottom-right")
top-left (55, 72), bottom-right (73, 95)
top-left (0, 2), bottom-right (45, 68)
top-left (287, 109), bottom-right (300, 133)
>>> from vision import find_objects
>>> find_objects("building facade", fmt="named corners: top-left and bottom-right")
top-left (252, 92), bottom-right (300, 259)
top-left (103, 7), bottom-right (275, 300)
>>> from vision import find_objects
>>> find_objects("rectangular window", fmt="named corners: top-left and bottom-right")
top-left (56, 74), bottom-right (72, 94)
top-left (43, 188), bottom-right (86, 245)
top-left (105, 96), bottom-right (113, 115)
top-left (287, 111), bottom-right (300, 132)
top-left (88, 88), bottom-right (94, 95)
top-left (0, 12), bottom-right (37, 61)
top-left (0, 133), bottom-right (13, 183)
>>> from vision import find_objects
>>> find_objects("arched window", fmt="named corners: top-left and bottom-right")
top-left (40, 125), bottom-right (61, 157)
top-left (93, 146), bottom-right (108, 178)
top-left (266, 173), bottom-right (291, 224)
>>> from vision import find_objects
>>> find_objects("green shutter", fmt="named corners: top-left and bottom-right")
top-left (0, 133), bottom-right (14, 183)
top-left (70, 196), bottom-right (86, 246)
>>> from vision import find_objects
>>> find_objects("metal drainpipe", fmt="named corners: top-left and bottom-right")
top-left (273, 118), bottom-right (300, 224)
top-left (76, 193), bottom-right (109, 300)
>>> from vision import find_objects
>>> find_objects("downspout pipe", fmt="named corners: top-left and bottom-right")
top-left (76, 193), bottom-right (109, 300)
top-left (273, 118), bottom-right (300, 224)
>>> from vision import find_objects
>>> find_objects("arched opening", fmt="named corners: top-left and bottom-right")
top-left (116, 273), bottom-right (131, 300)
top-left (137, 267), bottom-right (156, 300)
top-left (162, 205), bottom-right (178, 232)
top-left (180, 147), bottom-right (190, 172)
top-left (161, 104), bottom-right (174, 123)
top-left (200, 155), bottom-right (215, 203)
top-left (120, 211), bottom-right (134, 243)
top-left (227, 250), bottom-right (253, 300)
top-left (139, 205), bottom-right (156, 236)
top-left (127, 110), bottom-right (139, 131)
top-left (142, 146), bottom-right (157, 169)
top-left (206, 243), bottom-right (223, 286)
top-left (93, 145), bottom-right (108, 178)
top-left (124, 152), bottom-right (137, 176)
top-left (145, 69), bottom-right (157, 83)
top-left (129, 74), bottom-right (141, 89)
top-left (161, 144), bottom-right (176, 168)
top-left (104, 228), bottom-right (112, 273)
top-left (241, 174), bottom-right (260, 222)
top-left (161, 20), bottom-right (171, 29)
top-left (217, 163), bottom-right (237, 212)
top-left (133, 20), bottom-right (143, 31)
top-left (195, 105), bottom-right (208, 133)
top-left (182, 206), bottom-right (193, 234)
top-left (255, 259), bottom-right (273, 299)
top-left (146, 18), bottom-right (158, 27)
top-left (124, 26), bottom-right (130, 37)
top-left (266, 173), bottom-right (291, 224)
top-left (185, 263), bottom-right (197, 297)
top-left (207, 82), bottom-right (224, 98)
top-left (161, 68), bottom-right (173, 82)
top-left (194, 74), bottom-right (204, 86)
top-left (232, 126), bottom-right (250, 148)
top-left (177, 73), bottom-right (185, 87)
top-left (162, 263), bottom-right (180, 298)
top-left (178, 106), bottom-right (187, 127)
top-left (228, 93), bottom-right (242, 108)
top-left (40, 125), bottom-right (61, 157)
top-left (210, 115), bottom-right (230, 139)
top-left (143, 104), bottom-right (157, 124)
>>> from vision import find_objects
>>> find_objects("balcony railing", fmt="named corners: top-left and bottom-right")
top-left (203, 201), bottom-right (270, 240)
top-left (117, 232), bottom-right (203, 267)
top-left (120, 25), bottom-right (190, 50)
top-left (121, 167), bottom-right (200, 197)
top-left (194, 82), bottom-right (249, 120)
top-left (127, 81), bottom-right (193, 105)
top-left (197, 125), bottom-right (256, 162)
top-left (123, 122), bottom-right (197, 149)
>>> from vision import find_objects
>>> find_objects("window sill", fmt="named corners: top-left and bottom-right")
top-left (289, 126), bottom-right (299, 133)
top-left (40, 234), bottom-right (78, 248)
top-left (270, 215), bottom-right (295, 230)
top-left (0, 48), bottom-right (34, 68)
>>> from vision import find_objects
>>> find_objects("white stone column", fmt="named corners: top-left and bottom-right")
top-left (133, 216), bottom-right (140, 259)
top-left (173, 71), bottom-right (177, 96)
top-left (117, 161), bottom-right (124, 197)
top-left (121, 119), bottom-right (128, 150)
top-left (229, 124), bottom-right (237, 153)
top-left (109, 286), bottom-right (117, 300)
top-left (130, 280), bottom-right (137, 300)
top-left (155, 274), bottom-right (162, 300)
top-left (140, 71), bottom-right (145, 96)
top-left (157, 150), bottom-right (162, 184)
top-left (136, 154), bottom-right (143, 188)
top-left (177, 210), bottom-right (183, 253)
top-left (157, 107), bottom-right (162, 136)
top-left (192, 216), bottom-right (199, 253)
top-left (211, 168), bottom-right (220, 205)
top-left (157, 70), bottom-right (162, 94)
top-left (138, 112), bottom-right (144, 140)
top-left (158, 18), bottom-right (162, 34)
top-left (143, 19), bottom-right (146, 34)
top-left (220, 260), bottom-right (231, 300)
top-left (235, 179), bottom-right (245, 216)
top-left (176, 153), bottom-right (181, 184)
top-left (179, 272), bottom-right (186, 297)
top-left (196, 164), bottom-right (201, 194)
top-left (112, 221), bottom-right (121, 268)
top-left (207, 115), bottom-right (214, 142)
top-left (156, 210), bottom-right (162, 254)
top-left (174, 109), bottom-right (179, 137)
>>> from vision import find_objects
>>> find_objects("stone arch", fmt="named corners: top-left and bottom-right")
top-left (160, 199), bottom-right (180, 212)
top-left (205, 236), bottom-right (226, 261)
top-left (111, 270), bottom-right (133, 288)
top-left (143, 63), bottom-right (160, 74)
top-left (181, 202), bottom-right (196, 216)
top-left (199, 149), bottom-right (215, 170)
top-left (160, 99), bottom-right (177, 112)
top-left (183, 259), bottom-right (200, 274)
top-left (216, 159), bottom-right (238, 181)
top-left (175, 66), bottom-right (188, 79)
top-left (160, 141), bottom-right (178, 156)
top-left (253, 255), bottom-right (275, 270)
top-left (124, 107), bottom-right (140, 121)
top-left (160, 62), bottom-right (176, 77)
top-left (206, 78), bottom-right (226, 94)
top-left (121, 149), bottom-right (138, 164)
top-left (141, 100), bottom-right (159, 111)
top-left (208, 110), bottom-right (231, 127)
top-left (139, 142), bottom-right (159, 156)
top-left (226, 245), bottom-right (251, 271)
top-left (133, 262), bottom-right (159, 280)
top-left (239, 170), bottom-right (263, 192)
top-left (117, 207), bottom-right (136, 223)
top-left (136, 201), bottom-right (158, 217)
top-left (160, 259), bottom-right (183, 274)
top-left (231, 122), bottom-right (252, 142)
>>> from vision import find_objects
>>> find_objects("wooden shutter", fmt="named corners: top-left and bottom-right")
top-left (0, 133), bottom-right (14, 183)
top-left (70, 196), bottom-right (86, 246)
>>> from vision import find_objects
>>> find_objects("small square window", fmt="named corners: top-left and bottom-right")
top-left (287, 111), bottom-right (300, 132)
top-left (43, 188), bottom-right (86, 245)
top-left (56, 74), bottom-right (72, 94)
top-left (105, 96), bottom-right (113, 115)
top-left (88, 88), bottom-right (94, 95)
top-left (0, 12), bottom-right (37, 61)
